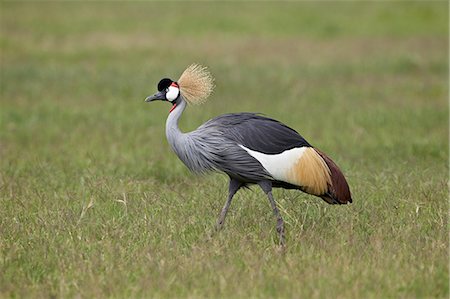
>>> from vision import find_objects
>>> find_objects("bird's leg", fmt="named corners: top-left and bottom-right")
top-left (216, 178), bottom-right (242, 230)
top-left (258, 181), bottom-right (286, 247)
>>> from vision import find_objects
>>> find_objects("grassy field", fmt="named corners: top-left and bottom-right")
top-left (1, 2), bottom-right (448, 298)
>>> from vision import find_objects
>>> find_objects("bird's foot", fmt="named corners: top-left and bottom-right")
top-left (276, 218), bottom-right (286, 248)
top-left (215, 219), bottom-right (225, 232)
top-left (215, 224), bottom-right (223, 232)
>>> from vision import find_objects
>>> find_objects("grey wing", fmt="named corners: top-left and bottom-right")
top-left (200, 113), bottom-right (311, 154)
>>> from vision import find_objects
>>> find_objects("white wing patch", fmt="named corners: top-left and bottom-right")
top-left (239, 145), bottom-right (306, 183)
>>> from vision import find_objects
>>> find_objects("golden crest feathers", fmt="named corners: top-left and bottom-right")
top-left (177, 64), bottom-right (215, 105)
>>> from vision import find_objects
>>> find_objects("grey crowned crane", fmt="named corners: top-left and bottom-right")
top-left (145, 64), bottom-right (351, 246)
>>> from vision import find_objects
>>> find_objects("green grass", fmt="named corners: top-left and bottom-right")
top-left (1, 2), bottom-right (448, 298)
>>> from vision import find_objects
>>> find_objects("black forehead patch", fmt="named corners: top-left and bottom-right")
top-left (157, 78), bottom-right (173, 91)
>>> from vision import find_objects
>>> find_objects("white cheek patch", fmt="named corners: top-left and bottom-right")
top-left (166, 86), bottom-right (179, 102)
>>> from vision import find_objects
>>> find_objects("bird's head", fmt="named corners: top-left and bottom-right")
top-left (145, 78), bottom-right (180, 104)
top-left (144, 64), bottom-right (215, 111)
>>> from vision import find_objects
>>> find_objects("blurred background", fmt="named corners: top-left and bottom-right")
top-left (1, 2), bottom-right (448, 298)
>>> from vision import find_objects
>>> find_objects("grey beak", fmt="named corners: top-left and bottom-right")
top-left (145, 91), bottom-right (166, 102)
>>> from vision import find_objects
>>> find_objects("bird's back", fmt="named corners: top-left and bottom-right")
top-left (198, 112), bottom-right (311, 153)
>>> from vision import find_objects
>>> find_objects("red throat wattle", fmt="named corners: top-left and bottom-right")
top-left (169, 104), bottom-right (177, 113)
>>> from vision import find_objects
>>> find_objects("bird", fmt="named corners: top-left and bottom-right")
top-left (145, 64), bottom-right (352, 246)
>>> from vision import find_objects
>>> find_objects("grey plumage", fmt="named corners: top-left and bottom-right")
top-left (200, 112), bottom-right (311, 154)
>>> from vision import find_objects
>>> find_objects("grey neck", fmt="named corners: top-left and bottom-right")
top-left (165, 96), bottom-right (187, 151)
